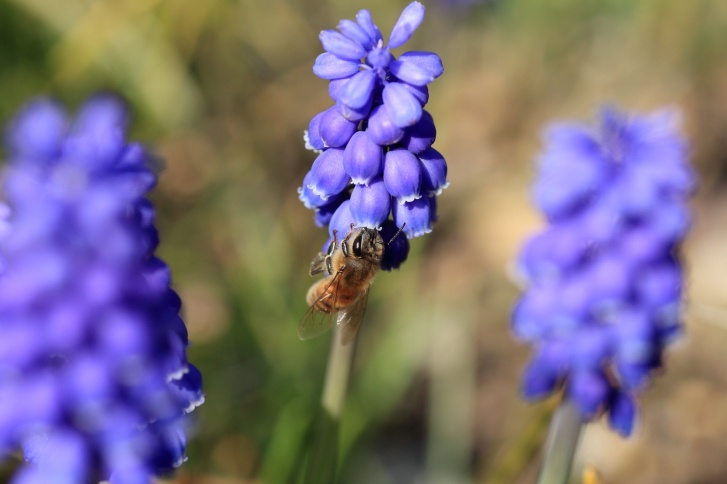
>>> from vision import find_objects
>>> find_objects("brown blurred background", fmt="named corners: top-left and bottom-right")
top-left (1, 0), bottom-right (727, 483)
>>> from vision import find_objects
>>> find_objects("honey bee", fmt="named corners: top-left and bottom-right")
top-left (299, 224), bottom-right (402, 344)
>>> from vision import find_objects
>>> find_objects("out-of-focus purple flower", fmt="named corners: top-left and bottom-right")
top-left (512, 107), bottom-right (694, 437)
top-left (0, 96), bottom-right (204, 482)
top-left (300, 2), bottom-right (448, 270)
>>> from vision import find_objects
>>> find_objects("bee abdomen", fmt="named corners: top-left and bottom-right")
top-left (307, 282), bottom-right (361, 313)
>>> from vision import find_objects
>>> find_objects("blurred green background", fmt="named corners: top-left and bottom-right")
top-left (2, 0), bottom-right (727, 483)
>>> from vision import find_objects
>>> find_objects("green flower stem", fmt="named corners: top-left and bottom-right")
top-left (321, 325), bottom-right (356, 420)
top-left (537, 399), bottom-right (583, 484)
top-left (304, 325), bottom-right (357, 484)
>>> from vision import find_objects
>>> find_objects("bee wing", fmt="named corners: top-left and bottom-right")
top-left (297, 273), bottom-right (343, 340)
top-left (338, 288), bottom-right (369, 346)
top-left (297, 300), bottom-right (337, 340)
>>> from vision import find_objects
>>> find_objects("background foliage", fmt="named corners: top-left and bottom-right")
top-left (1, 0), bottom-right (727, 482)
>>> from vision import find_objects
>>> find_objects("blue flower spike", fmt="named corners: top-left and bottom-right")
top-left (300, 2), bottom-right (447, 269)
top-left (0, 96), bottom-right (204, 482)
top-left (513, 107), bottom-right (695, 437)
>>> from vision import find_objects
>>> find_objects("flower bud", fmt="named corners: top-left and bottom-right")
top-left (418, 147), bottom-right (448, 194)
top-left (384, 149), bottom-right (421, 204)
top-left (328, 200), bottom-right (355, 240)
top-left (379, 219), bottom-right (409, 271)
top-left (393, 196), bottom-right (431, 238)
top-left (350, 177), bottom-right (390, 229)
top-left (367, 104), bottom-right (404, 146)
top-left (343, 131), bottom-right (383, 185)
top-left (401, 110), bottom-right (436, 153)
top-left (305, 111), bottom-right (326, 151)
top-left (382, 82), bottom-right (422, 128)
top-left (319, 107), bottom-right (357, 148)
top-left (307, 149), bottom-right (349, 200)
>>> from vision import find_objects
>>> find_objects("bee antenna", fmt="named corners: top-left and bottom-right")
top-left (387, 224), bottom-right (406, 245)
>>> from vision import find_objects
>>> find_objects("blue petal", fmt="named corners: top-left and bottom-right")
top-left (305, 111), bottom-right (326, 151)
top-left (73, 94), bottom-right (128, 136)
top-left (568, 370), bottom-right (609, 419)
top-left (337, 98), bottom-right (373, 122)
top-left (8, 99), bottom-right (67, 160)
top-left (313, 53), bottom-right (360, 80)
top-left (533, 126), bottom-right (606, 219)
top-left (611, 166), bottom-right (659, 216)
top-left (319, 30), bottom-right (366, 61)
top-left (401, 110), bottom-right (436, 153)
top-left (389, 59), bottom-right (435, 86)
top-left (418, 147), bottom-right (448, 194)
top-left (343, 131), bottom-right (383, 185)
top-left (586, 253), bottom-right (631, 305)
top-left (635, 260), bottom-right (681, 308)
top-left (570, 329), bottom-right (612, 371)
top-left (574, 202), bottom-right (622, 246)
top-left (69, 95), bottom-right (128, 167)
top-left (21, 431), bottom-right (89, 483)
top-left (398, 51), bottom-right (444, 79)
top-left (557, 273), bottom-right (597, 322)
top-left (64, 353), bottom-right (114, 402)
top-left (350, 177), bottom-right (391, 229)
top-left (517, 224), bottom-right (588, 278)
top-left (319, 107), bottom-right (357, 148)
top-left (520, 341), bottom-right (570, 399)
top-left (616, 223), bottom-right (668, 265)
top-left (397, 82), bottom-right (429, 105)
top-left (384, 149), bottom-right (422, 203)
top-left (521, 362), bottom-right (559, 400)
top-left (329, 200), bottom-right (355, 240)
top-left (308, 148), bottom-right (350, 200)
top-left (511, 287), bottom-right (558, 341)
top-left (355, 9), bottom-right (383, 46)
top-left (367, 104), bottom-right (405, 146)
top-left (616, 361), bottom-right (654, 390)
top-left (521, 359), bottom-right (559, 400)
top-left (383, 82), bottom-right (422, 128)
top-left (328, 76), bottom-right (352, 101)
top-left (366, 48), bottom-right (393, 70)
top-left (170, 364), bottom-right (205, 413)
top-left (608, 392), bottom-right (636, 437)
top-left (338, 69), bottom-right (377, 109)
top-left (388, 2), bottom-right (425, 49)
top-left (315, 192), bottom-right (349, 228)
top-left (379, 219), bottom-right (409, 270)
top-left (393, 196), bottom-right (431, 238)
top-left (338, 19), bottom-right (374, 50)
top-left (650, 201), bottom-right (691, 243)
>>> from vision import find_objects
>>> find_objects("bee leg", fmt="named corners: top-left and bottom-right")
top-left (332, 229), bottom-right (339, 249)
top-left (341, 228), bottom-right (355, 257)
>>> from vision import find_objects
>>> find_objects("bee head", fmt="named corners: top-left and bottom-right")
top-left (350, 227), bottom-right (384, 263)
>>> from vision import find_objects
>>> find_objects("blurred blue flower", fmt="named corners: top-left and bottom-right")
top-left (0, 96), bottom-right (204, 482)
top-left (512, 107), bottom-right (694, 436)
top-left (300, 2), bottom-right (448, 269)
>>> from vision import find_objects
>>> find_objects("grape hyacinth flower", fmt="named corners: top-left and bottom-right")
top-left (0, 96), bottom-right (204, 482)
top-left (512, 107), bottom-right (695, 437)
top-left (299, 1), bottom-right (448, 270)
